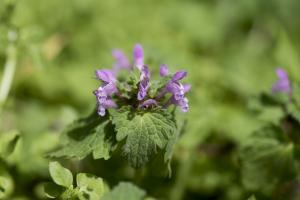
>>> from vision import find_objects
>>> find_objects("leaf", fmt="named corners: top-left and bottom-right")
top-left (239, 126), bottom-right (295, 195)
top-left (287, 103), bottom-right (300, 123)
top-left (111, 107), bottom-right (177, 168)
top-left (0, 131), bottom-right (19, 158)
top-left (258, 106), bottom-right (284, 125)
top-left (43, 182), bottom-right (65, 198)
top-left (247, 195), bottom-right (256, 200)
top-left (101, 182), bottom-right (146, 200)
top-left (49, 111), bottom-right (116, 160)
top-left (60, 187), bottom-right (79, 200)
top-left (49, 162), bottom-right (73, 188)
top-left (0, 168), bottom-right (13, 199)
top-left (76, 173), bottom-right (104, 200)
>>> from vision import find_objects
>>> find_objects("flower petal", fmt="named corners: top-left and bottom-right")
top-left (112, 49), bottom-right (130, 70)
top-left (102, 99), bottom-right (117, 108)
top-left (138, 65), bottom-right (150, 100)
top-left (172, 71), bottom-right (187, 81)
top-left (95, 69), bottom-right (116, 83)
top-left (272, 68), bottom-right (291, 94)
top-left (183, 84), bottom-right (191, 93)
top-left (133, 43), bottom-right (144, 70)
top-left (160, 64), bottom-right (169, 77)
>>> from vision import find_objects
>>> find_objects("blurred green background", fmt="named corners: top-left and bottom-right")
top-left (1, 0), bottom-right (300, 199)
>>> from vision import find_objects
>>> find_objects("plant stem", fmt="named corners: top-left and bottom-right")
top-left (169, 148), bottom-right (194, 200)
top-left (0, 30), bottom-right (18, 111)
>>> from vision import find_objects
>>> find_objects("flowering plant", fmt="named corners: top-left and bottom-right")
top-left (50, 44), bottom-right (190, 171)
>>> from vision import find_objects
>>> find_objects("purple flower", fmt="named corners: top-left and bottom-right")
top-left (133, 44), bottom-right (144, 70)
top-left (112, 49), bottom-right (130, 70)
top-left (138, 65), bottom-right (150, 100)
top-left (166, 84), bottom-right (191, 112)
top-left (272, 68), bottom-right (291, 94)
top-left (158, 65), bottom-right (190, 112)
top-left (160, 64), bottom-right (169, 77)
top-left (94, 69), bottom-right (118, 116)
top-left (94, 88), bottom-right (117, 116)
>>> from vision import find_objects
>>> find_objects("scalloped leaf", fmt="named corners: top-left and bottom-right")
top-left (49, 111), bottom-right (116, 160)
top-left (111, 107), bottom-right (177, 168)
top-left (239, 126), bottom-right (296, 195)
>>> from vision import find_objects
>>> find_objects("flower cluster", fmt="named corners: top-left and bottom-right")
top-left (272, 68), bottom-right (291, 95)
top-left (93, 44), bottom-right (191, 116)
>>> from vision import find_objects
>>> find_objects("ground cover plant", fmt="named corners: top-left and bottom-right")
top-left (1, 0), bottom-right (300, 199)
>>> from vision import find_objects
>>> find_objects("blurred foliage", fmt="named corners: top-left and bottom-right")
top-left (1, 0), bottom-right (300, 199)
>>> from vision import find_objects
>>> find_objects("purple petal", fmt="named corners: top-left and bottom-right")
top-left (112, 49), bottom-right (130, 70)
top-left (272, 68), bottom-right (291, 94)
top-left (95, 69), bottom-right (116, 83)
top-left (102, 99), bottom-right (117, 108)
top-left (179, 97), bottom-right (189, 112)
top-left (137, 65), bottom-right (150, 100)
top-left (183, 84), bottom-right (191, 93)
top-left (160, 64), bottom-right (169, 77)
top-left (97, 105), bottom-right (106, 116)
top-left (94, 87), bottom-right (107, 103)
top-left (276, 68), bottom-right (288, 79)
top-left (165, 82), bottom-right (184, 100)
top-left (133, 43), bottom-right (144, 70)
top-left (139, 99), bottom-right (158, 108)
top-left (172, 71), bottom-right (187, 81)
top-left (169, 96), bottom-right (189, 112)
top-left (103, 82), bottom-right (118, 96)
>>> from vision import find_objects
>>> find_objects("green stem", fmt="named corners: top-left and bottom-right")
top-left (169, 148), bottom-right (194, 200)
top-left (0, 30), bottom-right (18, 111)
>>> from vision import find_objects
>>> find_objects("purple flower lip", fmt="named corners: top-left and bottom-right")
top-left (272, 68), bottom-right (291, 94)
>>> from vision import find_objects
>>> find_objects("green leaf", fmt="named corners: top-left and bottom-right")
top-left (258, 106), bottom-right (284, 125)
top-left (0, 131), bottom-right (19, 158)
top-left (49, 111), bottom-right (116, 160)
top-left (101, 182), bottom-right (145, 200)
top-left (287, 103), bottom-right (300, 123)
top-left (0, 170), bottom-right (13, 199)
top-left (239, 126), bottom-right (295, 195)
top-left (43, 182), bottom-right (65, 198)
top-left (49, 162), bottom-right (73, 188)
top-left (247, 195), bottom-right (256, 200)
top-left (111, 107), bottom-right (177, 168)
top-left (76, 173), bottom-right (104, 200)
top-left (60, 187), bottom-right (80, 200)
